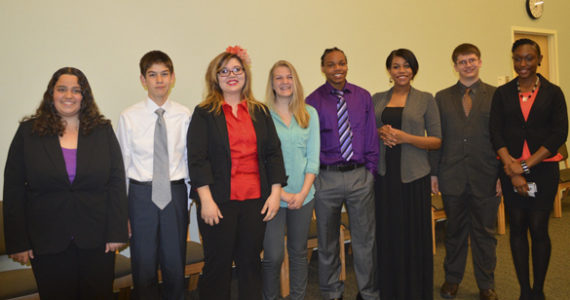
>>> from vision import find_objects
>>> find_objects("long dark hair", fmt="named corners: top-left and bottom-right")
top-left (23, 67), bottom-right (109, 136)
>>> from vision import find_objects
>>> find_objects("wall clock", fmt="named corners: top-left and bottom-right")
top-left (526, 0), bottom-right (544, 19)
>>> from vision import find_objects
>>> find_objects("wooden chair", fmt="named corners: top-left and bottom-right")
top-left (113, 252), bottom-right (133, 300)
top-left (554, 144), bottom-right (570, 218)
top-left (431, 194), bottom-right (506, 254)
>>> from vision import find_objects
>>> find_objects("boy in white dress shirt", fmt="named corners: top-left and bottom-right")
top-left (116, 50), bottom-right (191, 300)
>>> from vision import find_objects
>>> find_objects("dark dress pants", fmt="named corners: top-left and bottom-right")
top-left (442, 185), bottom-right (500, 289)
top-left (129, 182), bottom-right (189, 300)
top-left (198, 198), bottom-right (266, 300)
top-left (30, 242), bottom-right (115, 300)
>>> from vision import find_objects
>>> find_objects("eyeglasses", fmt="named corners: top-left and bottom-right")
top-left (218, 66), bottom-right (244, 77)
top-left (456, 58), bottom-right (478, 66)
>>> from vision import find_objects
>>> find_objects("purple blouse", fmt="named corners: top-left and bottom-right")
top-left (61, 147), bottom-right (77, 183)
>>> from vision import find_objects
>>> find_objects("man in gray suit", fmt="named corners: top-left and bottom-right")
top-left (430, 43), bottom-right (501, 300)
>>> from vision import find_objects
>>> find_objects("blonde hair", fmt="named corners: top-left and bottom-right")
top-left (265, 60), bottom-right (310, 128)
top-left (200, 51), bottom-right (266, 117)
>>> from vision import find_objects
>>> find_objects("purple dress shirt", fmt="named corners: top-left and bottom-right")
top-left (306, 81), bottom-right (379, 174)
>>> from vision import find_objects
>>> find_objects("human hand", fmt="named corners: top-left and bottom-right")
top-left (9, 250), bottom-right (34, 264)
top-left (105, 242), bottom-right (126, 253)
top-left (288, 193), bottom-right (307, 210)
top-left (431, 176), bottom-right (440, 195)
top-left (504, 160), bottom-right (524, 177)
top-left (201, 200), bottom-right (223, 226)
top-left (511, 175), bottom-right (528, 196)
top-left (281, 190), bottom-right (294, 203)
top-left (127, 220), bottom-right (132, 238)
top-left (496, 179), bottom-right (502, 197)
top-left (262, 191), bottom-right (281, 221)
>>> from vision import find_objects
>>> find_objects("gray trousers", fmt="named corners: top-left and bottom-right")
top-left (262, 199), bottom-right (315, 300)
top-left (315, 167), bottom-right (379, 300)
top-left (442, 185), bottom-right (500, 289)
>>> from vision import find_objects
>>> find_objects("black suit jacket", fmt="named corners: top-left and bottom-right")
top-left (187, 104), bottom-right (287, 204)
top-left (430, 81), bottom-right (500, 197)
top-left (3, 121), bottom-right (128, 255)
top-left (490, 74), bottom-right (568, 158)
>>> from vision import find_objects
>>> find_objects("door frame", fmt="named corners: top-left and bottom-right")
top-left (512, 26), bottom-right (559, 84)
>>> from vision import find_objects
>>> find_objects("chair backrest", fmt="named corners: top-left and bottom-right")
top-left (0, 202), bottom-right (7, 255)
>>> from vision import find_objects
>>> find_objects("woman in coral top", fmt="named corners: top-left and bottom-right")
top-left (490, 39), bottom-right (568, 300)
top-left (187, 46), bottom-right (286, 300)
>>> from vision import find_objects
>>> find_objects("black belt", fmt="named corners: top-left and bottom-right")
top-left (320, 163), bottom-right (364, 172)
top-left (129, 179), bottom-right (186, 186)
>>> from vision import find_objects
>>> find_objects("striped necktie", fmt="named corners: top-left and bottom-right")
top-left (333, 90), bottom-right (354, 161)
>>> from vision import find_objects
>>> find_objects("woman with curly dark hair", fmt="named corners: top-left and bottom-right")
top-left (3, 67), bottom-right (128, 299)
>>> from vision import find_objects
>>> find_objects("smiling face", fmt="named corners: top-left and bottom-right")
top-left (321, 50), bottom-right (348, 90)
top-left (512, 44), bottom-right (542, 80)
top-left (388, 56), bottom-right (413, 87)
top-left (140, 63), bottom-right (174, 105)
top-left (454, 53), bottom-right (482, 82)
top-left (218, 57), bottom-right (246, 97)
top-left (53, 74), bottom-right (83, 120)
top-left (272, 66), bottom-right (294, 99)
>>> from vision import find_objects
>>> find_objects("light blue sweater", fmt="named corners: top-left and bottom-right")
top-left (270, 105), bottom-right (320, 207)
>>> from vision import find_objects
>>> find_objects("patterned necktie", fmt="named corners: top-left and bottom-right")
top-left (152, 108), bottom-right (171, 210)
top-left (463, 87), bottom-right (472, 117)
top-left (333, 90), bottom-right (354, 161)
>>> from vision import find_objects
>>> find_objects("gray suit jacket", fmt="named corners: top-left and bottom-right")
top-left (429, 80), bottom-right (500, 197)
top-left (373, 87), bottom-right (441, 183)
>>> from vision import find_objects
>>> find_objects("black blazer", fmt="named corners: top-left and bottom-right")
top-left (187, 104), bottom-right (287, 204)
top-left (3, 121), bottom-right (128, 255)
top-left (490, 74), bottom-right (568, 158)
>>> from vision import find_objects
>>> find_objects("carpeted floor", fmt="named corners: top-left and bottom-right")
top-left (187, 199), bottom-right (570, 300)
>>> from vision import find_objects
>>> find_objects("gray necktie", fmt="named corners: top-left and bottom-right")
top-left (152, 108), bottom-right (171, 209)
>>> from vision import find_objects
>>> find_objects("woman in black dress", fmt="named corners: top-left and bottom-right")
top-left (372, 49), bottom-right (442, 300)
top-left (490, 39), bottom-right (567, 300)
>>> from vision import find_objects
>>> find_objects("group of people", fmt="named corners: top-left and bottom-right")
top-left (2, 38), bottom-right (567, 300)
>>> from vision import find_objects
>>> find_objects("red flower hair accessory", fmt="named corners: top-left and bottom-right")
top-left (226, 45), bottom-right (251, 66)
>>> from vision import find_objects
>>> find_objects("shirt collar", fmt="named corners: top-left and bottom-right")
top-left (222, 99), bottom-right (248, 111)
top-left (325, 81), bottom-right (352, 95)
top-left (145, 97), bottom-right (172, 114)
top-left (457, 79), bottom-right (481, 94)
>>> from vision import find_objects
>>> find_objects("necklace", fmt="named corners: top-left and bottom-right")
top-left (517, 76), bottom-right (539, 102)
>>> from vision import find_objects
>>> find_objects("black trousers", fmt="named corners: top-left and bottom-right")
top-left (128, 182), bottom-right (189, 300)
top-left (30, 242), bottom-right (115, 300)
top-left (197, 198), bottom-right (266, 300)
top-left (442, 185), bottom-right (500, 289)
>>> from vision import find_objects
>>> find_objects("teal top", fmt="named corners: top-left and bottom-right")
top-left (270, 104), bottom-right (320, 207)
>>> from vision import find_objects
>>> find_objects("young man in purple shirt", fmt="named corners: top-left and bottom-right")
top-left (306, 47), bottom-right (380, 300)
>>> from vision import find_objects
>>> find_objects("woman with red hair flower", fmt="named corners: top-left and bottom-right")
top-left (187, 46), bottom-right (286, 300)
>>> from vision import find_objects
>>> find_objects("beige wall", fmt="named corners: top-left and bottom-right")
top-left (1, 0), bottom-right (569, 192)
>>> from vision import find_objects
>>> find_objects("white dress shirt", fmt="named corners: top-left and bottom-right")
top-left (117, 98), bottom-right (191, 183)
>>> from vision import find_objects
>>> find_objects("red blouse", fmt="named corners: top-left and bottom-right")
top-left (222, 100), bottom-right (261, 201)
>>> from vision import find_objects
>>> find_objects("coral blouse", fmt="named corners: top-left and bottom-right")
top-left (222, 100), bottom-right (261, 201)
top-left (518, 85), bottom-right (562, 162)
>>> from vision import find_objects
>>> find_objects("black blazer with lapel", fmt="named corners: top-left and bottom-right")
top-left (490, 74), bottom-right (568, 158)
top-left (3, 120), bottom-right (128, 255)
top-left (187, 104), bottom-right (287, 204)
top-left (430, 81), bottom-right (500, 197)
